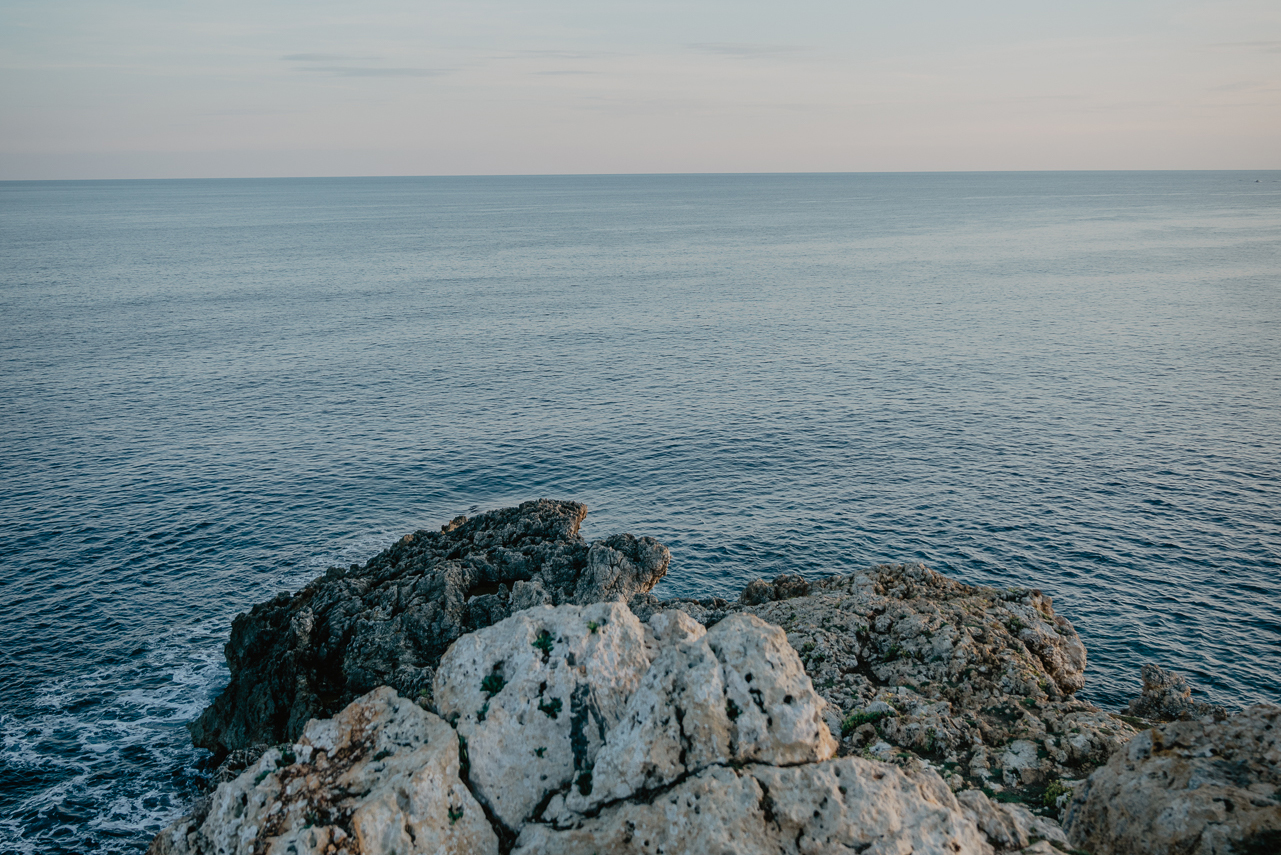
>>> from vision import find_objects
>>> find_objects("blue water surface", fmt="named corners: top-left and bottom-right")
top-left (2, 172), bottom-right (1279, 853)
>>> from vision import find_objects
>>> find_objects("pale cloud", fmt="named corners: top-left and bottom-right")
top-left (1210, 40), bottom-right (1281, 51)
top-left (299, 66), bottom-right (448, 77)
top-left (687, 42), bottom-right (806, 57)
top-left (282, 53), bottom-right (356, 62)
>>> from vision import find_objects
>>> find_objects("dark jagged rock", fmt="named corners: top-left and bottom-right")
top-left (1125, 662), bottom-right (1228, 722)
top-left (189, 500), bottom-right (668, 759)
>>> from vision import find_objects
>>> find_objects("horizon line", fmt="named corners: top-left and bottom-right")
top-left (5, 167), bottom-right (1281, 184)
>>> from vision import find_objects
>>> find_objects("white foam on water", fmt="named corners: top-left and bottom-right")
top-left (0, 530), bottom-right (402, 855)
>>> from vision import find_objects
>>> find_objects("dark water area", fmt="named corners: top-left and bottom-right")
top-left (1, 172), bottom-right (1279, 853)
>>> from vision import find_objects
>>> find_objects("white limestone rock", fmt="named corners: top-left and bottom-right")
top-left (515, 758), bottom-right (992, 855)
top-left (432, 600), bottom-right (654, 830)
top-left (562, 609), bottom-right (836, 813)
top-left (569, 618), bottom-right (728, 808)
top-left (148, 687), bottom-right (496, 855)
top-left (709, 612), bottom-right (839, 765)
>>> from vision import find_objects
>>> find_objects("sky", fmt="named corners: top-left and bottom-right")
top-left (1, 0), bottom-right (1279, 179)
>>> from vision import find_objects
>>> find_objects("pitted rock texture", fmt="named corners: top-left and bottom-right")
top-left (1125, 662), bottom-right (1228, 722)
top-left (435, 604), bottom-right (836, 831)
top-left (432, 601), bottom-right (655, 830)
top-left (159, 601), bottom-right (1079, 855)
top-left (1064, 704), bottom-right (1281, 855)
top-left (150, 687), bottom-right (497, 855)
top-left (189, 500), bottom-right (669, 757)
top-left (632, 563), bottom-right (1139, 804)
top-left (515, 758), bottom-right (991, 855)
top-left (561, 611), bottom-right (837, 814)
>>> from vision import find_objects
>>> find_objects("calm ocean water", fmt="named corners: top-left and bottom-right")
top-left (2, 172), bottom-right (1279, 853)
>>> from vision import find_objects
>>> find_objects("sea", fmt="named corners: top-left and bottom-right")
top-left (1, 172), bottom-right (1279, 853)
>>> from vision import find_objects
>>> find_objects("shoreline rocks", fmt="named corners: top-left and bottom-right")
top-left (171, 501), bottom-right (1279, 855)
top-left (189, 500), bottom-right (669, 760)
top-left (159, 601), bottom-right (1011, 854)
top-left (1064, 704), bottom-right (1281, 855)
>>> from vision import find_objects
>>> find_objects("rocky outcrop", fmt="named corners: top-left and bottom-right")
top-left (173, 502), bottom-right (1272, 854)
top-left (189, 500), bottom-right (669, 758)
top-left (635, 564), bottom-right (1138, 805)
top-left (161, 602), bottom-right (1053, 855)
top-left (1064, 704), bottom-right (1281, 855)
top-left (151, 687), bottom-right (498, 855)
top-left (1125, 662), bottom-right (1228, 722)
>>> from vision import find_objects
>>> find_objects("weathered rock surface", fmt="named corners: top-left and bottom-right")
top-left (151, 687), bottom-right (497, 855)
top-left (516, 758), bottom-right (991, 855)
top-left (1126, 662), bottom-right (1229, 722)
top-left (634, 564), bottom-right (1140, 806)
top-left (1064, 703), bottom-right (1281, 855)
top-left (433, 601), bottom-right (655, 830)
top-left (956, 789), bottom-right (1069, 851)
top-left (434, 602), bottom-right (837, 832)
top-left (163, 601), bottom-right (1038, 855)
top-left (190, 500), bottom-right (669, 758)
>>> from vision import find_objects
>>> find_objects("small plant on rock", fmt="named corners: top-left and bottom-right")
top-left (448, 804), bottom-right (464, 825)
top-left (538, 697), bottom-right (562, 719)
top-left (840, 708), bottom-right (892, 737)
top-left (480, 673), bottom-right (506, 698)
top-left (532, 630), bottom-right (554, 660)
top-left (1043, 778), bottom-right (1070, 808)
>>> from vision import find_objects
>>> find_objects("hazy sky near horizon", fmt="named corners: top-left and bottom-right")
top-left (2, 0), bottom-right (1279, 179)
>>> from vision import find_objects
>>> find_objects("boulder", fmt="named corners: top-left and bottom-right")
top-left (1125, 662), bottom-right (1228, 722)
top-left (1063, 704), bottom-right (1281, 855)
top-left (189, 500), bottom-right (669, 758)
top-left (956, 789), bottom-right (1069, 851)
top-left (150, 687), bottom-right (497, 855)
top-left (433, 601), bottom-right (994, 853)
top-left (432, 601), bottom-right (655, 830)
